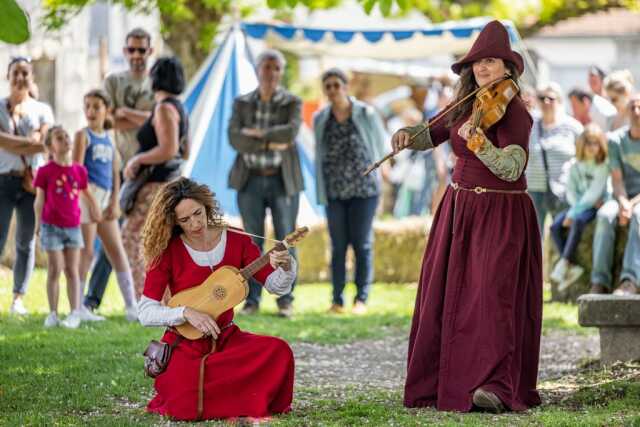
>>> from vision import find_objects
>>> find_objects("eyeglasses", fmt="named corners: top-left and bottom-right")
top-left (8, 56), bottom-right (32, 67)
top-left (125, 47), bottom-right (148, 55)
top-left (537, 95), bottom-right (557, 102)
top-left (324, 82), bottom-right (341, 91)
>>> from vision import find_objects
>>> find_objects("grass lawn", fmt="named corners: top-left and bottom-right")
top-left (1, 269), bottom-right (638, 426)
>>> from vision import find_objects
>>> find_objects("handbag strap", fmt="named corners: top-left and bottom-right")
top-left (537, 119), bottom-right (552, 193)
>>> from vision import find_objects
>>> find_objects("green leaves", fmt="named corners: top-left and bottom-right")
top-left (0, 0), bottom-right (31, 44)
top-left (361, 0), bottom-right (377, 14)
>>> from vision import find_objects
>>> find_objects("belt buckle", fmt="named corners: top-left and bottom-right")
top-left (473, 186), bottom-right (486, 194)
top-left (451, 183), bottom-right (459, 190)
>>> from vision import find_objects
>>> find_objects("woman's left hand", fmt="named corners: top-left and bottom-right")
top-left (562, 217), bottom-right (573, 228)
top-left (123, 156), bottom-right (141, 180)
top-left (269, 249), bottom-right (292, 271)
top-left (457, 120), bottom-right (475, 141)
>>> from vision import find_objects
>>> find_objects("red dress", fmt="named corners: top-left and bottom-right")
top-left (404, 97), bottom-right (543, 411)
top-left (143, 230), bottom-right (294, 420)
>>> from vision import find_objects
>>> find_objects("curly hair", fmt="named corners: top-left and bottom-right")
top-left (447, 61), bottom-right (520, 127)
top-left (142, 177), bottom-right (225, 268)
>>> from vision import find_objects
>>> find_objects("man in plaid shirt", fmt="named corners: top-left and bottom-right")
top-left (228, 49), bottom-right (304, 318)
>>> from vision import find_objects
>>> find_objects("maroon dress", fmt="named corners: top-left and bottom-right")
top-left (404, 96), bottom-right (543, 412)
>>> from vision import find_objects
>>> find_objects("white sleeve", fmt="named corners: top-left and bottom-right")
top-left (137, 295), bottom-right (186, 327)
top-left (264, 257), bottom-right (297, 296)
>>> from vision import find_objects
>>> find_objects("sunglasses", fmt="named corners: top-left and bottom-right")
top-left (584, 139), bottom-right (600, 146)
top-left (125, 47), bottom-right (148, 55)
top-left (537, 95), bottom-right (557, 102)
top-left (324, 82), bottom-right (342, 91)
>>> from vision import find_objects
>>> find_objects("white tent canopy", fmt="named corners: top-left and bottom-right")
top-left (241, 17), bottom-right (522, 60)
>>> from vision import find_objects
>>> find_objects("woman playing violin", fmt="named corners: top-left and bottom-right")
top-left (392, 21), bottom-right (542, 413)
top-left (138, 177), bottom-right (296, 420)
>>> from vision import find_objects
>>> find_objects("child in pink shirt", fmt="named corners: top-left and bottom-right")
top-left (34, 125), bottom-right (101, 328)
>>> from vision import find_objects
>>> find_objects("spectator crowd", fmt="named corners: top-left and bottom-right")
top-left (1, 27), bottom-right (639, 329)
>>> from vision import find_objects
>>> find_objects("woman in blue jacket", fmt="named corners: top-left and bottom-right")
top-left (313, 68), bottom-right (388, 314)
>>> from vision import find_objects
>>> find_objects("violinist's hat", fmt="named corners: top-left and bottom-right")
top-left (451, 20), bottom-right (524, 76)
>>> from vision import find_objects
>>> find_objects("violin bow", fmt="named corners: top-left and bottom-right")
top-left (362, 74), bottom-right (510, 176)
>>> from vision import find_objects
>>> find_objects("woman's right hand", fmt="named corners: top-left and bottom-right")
top-left (391, 130), bottom-right (412, 154)
top-left (183, 307), bottom-right (220, 339)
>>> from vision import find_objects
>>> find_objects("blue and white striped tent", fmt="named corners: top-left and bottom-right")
top-left (240, 17), bottom-right (522, 60)
top-left (182, 18), bottom-right (526, 222)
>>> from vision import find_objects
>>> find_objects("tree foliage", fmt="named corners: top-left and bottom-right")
top-left (0, 0), bottom-right (31, 44)
top-left (41, 0), bottom-right (640, 76)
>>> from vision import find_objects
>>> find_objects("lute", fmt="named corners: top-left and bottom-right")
top-left (168, 227), bottom-right (309, 339)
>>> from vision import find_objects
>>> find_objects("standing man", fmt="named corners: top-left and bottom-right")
top-left (228, 49), bottom-right (303, 318)
top-left (83, 28), bottom-right (155, 317)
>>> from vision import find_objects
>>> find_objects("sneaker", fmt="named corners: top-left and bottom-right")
top-left (44, 312), bottom-right (59, 328)
top-left (589, 283), bottom-right (609, 294)
top-left (558, 264), bottom-right (584, 292)
top-left (240, 303), bottom-right (259, 315)
top-left (550, 259), bottom-right (568, 284)
top-left (61, 311), bottom-right (82, 329)
top-left (327, 304), bottom-right (345, 314)
top-left (613, 279), bottom-right (638, 296)
top-left (77, 305), bottom-right (105, 322)
top-left (472, 388), bottom-right (505, 414)
top-left (9, 298), bottom-right (28, 315)
top-left (277, 303), bottom-right (293, 319)
top-left (125, 305), bottom-right (138, 322)
top-left (352, 301), bottom-right (368, 315)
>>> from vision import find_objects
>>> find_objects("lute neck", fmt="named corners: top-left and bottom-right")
top-left (240, 242), bottom-right (287, 280)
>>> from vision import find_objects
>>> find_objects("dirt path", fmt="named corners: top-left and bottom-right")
top-left (292, 330), bottom-right (599, 391)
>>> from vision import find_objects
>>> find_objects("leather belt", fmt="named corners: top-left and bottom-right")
top-left (250, 167), bottom-right (280, 177)
top-left (451, 182), bottom-right (528, 195)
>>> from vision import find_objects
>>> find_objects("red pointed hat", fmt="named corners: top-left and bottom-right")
top-left (451, 20), bottom-right (524, 76)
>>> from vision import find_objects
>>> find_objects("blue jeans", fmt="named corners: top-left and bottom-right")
top-left (592, 200), bottom-right (640, 289)
top-left (237, 174), bottom-right (299, 308)
top-left (84, 217), bottom-right (124, 309)
top-left (549, 208), bottom-right (597, 263)
top-left (0, 175), bottom-right (36, 295)
top-left (326, 195), bottom-right (378, 306)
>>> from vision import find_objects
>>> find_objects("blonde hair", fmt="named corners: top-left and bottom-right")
top-left (142, 177), bottom-right (225, 268)
top-left (576, 123), bottom-right (607, 164)
top-left (604, 70), bottom-right (634, 96)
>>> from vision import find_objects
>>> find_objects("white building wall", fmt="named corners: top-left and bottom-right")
top-left (525, 35), bottom-right (640, 103)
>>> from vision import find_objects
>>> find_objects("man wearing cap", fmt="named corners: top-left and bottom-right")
top-left (392, 20), bottom-right (542, 414)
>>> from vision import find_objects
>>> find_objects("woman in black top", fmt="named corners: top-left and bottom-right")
top-left (122, 56), bottom-right (189, 298)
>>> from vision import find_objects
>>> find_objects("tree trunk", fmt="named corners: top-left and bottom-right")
top-left (159, 1), bottom-right (230, 79)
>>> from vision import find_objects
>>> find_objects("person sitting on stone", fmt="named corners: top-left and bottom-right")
top-left (590, 94), bottom-right (640, 295)
top-left (549, 124), bottom-right (608, 292)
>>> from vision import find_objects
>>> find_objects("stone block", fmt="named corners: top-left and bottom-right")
top-left (578, 294), bottom-right (640, 364)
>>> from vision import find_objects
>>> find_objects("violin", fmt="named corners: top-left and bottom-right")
top-left (363, 75), bottom-right (519, 176)
top-left (466, 77), bottom-right (520, 152)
